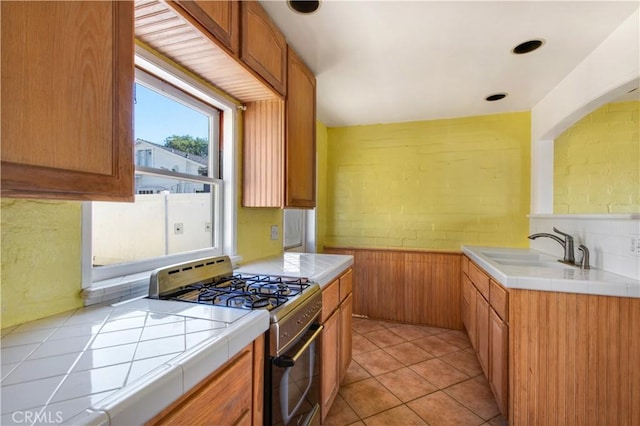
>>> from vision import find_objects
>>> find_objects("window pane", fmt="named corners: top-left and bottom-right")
top-left (284, 209), bottom-right (304, 249)
top-left (135, 83), bottom-right (211, 177)
top-left (92, 182), bottom-right (214, 266)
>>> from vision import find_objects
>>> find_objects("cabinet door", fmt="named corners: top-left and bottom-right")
top-left (241, 0), bottom-right (287, 96)
top-left (285, 46), bottom-right (316, 208)
top-left (476, 292), bottom-right (490, 377)
top-left (339, 293), bottom-right (353, 383)
top-left (462, 275), bottom-right (477, 350)
top-left (320, 309), bottom-right (340, 423)
top-left (174, 0), bottom-right (240, 54)
top-left (148, 345), bottom-right (253, 425)
top-left (1, 1), bottom-right (134, 201)
top-left (490, 308), bottom-right (509, 417)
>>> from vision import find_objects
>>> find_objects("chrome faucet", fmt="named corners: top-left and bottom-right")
top-left (578, 244), bottom-right (590, 269)
top-left (528, 227), bottom-right (575, 265)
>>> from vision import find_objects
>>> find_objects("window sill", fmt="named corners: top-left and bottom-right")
top-left (82, 255), bottom-right (243, 306)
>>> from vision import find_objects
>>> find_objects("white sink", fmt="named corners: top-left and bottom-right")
top-left (492, 258), bottom-right (574, 269)
top-left (483, 252), bottom-right (544, 261)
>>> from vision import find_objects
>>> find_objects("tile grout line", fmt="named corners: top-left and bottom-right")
top-left (332, 318), bottom-right (503, 425)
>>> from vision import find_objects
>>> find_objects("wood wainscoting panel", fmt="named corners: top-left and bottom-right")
top-left (323, 247), bottom-right (463, 330)
top-left (509, 289), bottom-right (640, 426)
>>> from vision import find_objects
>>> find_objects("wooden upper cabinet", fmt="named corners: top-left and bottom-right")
top-left (242, 47), bottom-right (317, 208)
top-left (173, 0), bottom-right (240, 54)
top-left (241, 0), bottom-right (287, 96)
top-left (286, 46), bottom-right (317, 208)
top-left (1, 1), bottom-right (134, 201)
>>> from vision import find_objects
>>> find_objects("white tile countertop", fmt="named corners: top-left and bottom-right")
top-left (463, 246), bottom-right (640, 298)
top-left (0, 298), bottom-right (269, 425)
top-left (235, 252), bottom-right (354, 288)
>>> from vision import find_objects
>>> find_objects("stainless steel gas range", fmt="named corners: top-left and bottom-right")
top-left (148, 256), bottom-right (322, 426)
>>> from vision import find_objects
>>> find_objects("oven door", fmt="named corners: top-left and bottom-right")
top-left (271, 323), bottom-right (323, 426)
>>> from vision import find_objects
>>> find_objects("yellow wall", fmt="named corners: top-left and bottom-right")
top-left (325, 112), bottom-right (531, 250)
top-left (315, 121), bottom-right (329, 253)
top-left (0, 198), bottom-right (283, 328)
top-left (237, 207), bottom-right (283, 263)
top-left (554, 100), bottom-right (640, 214)
top-left (1, 200), bottom-right (84, 327)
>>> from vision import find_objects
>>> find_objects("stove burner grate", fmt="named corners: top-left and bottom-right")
top-left (160, 273), bottom-right (312, 311)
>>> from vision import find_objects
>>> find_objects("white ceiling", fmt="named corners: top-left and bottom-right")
top-left (259, 0), bottom-right (639, 127)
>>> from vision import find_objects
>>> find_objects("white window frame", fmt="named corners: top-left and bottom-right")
top-left (81, 46), bottom-right (239, 301)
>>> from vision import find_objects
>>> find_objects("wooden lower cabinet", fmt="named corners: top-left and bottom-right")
top-left (489, 308), bottom-right (508, 417)
top-left (462, 256), bottom-right (508, 418)
top-left (148, 337), bottom-right (263, 425)
top-left (509, 289), bottom-right (640, 425)
top-left (475, 292), bottom-right (490, 377)
top-left (320, 309), bottom-right (340, 422)
top-left (319, 268), bottom-right (354, 423)
top-left (461, 274), bottom-right (477, 350)
top-left (339, 293), bottom-right (353, 382)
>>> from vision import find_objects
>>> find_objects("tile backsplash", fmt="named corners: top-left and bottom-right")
top-left (529, 214), bottom-right (640, 280)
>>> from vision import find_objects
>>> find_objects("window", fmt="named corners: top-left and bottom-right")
top-left (284, 209), bottom-right (305, 251)
top-left (83, 48), bottom-right (238, 290)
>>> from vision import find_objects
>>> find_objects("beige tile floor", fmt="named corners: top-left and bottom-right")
top-left (324, 317), bottom-right (509, 426)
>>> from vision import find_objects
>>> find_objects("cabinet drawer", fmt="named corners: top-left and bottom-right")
top-left (320, 279), bottom-right (339, 323)
top-left (469, 262), bottom-right (490, 300)
top-left (490, 280), bottom-right (509, 322)
top-left (339, 269), bottom-right (353, 302)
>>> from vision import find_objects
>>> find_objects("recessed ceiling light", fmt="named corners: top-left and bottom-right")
top-left (512, 39), bottom-right (544, 55)
top-left (288, 1), bottom-right (320, 15)
top-left (486, 93), bottom-right (507, 102)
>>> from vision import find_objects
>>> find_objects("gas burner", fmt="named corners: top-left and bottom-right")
top-left (248, 283), bottom-right (292, 296)
top-left (244, 294), bottom-right (272, 309)
top-left (197, 289), bottom-right (218, 303)
top-left (212, 276), bottom-right (247, 291)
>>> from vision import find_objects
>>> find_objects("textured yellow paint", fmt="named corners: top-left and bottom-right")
top-left (316, 121), bottom-right (329, 253)
top-left (237, 207), bottom-right (283, 263)
top-left (554, 100), bottom-right (640, 214)
top-left (1, 199), bottom-right (83, 328)
top-left (326, 112), bottom-right (531, 250)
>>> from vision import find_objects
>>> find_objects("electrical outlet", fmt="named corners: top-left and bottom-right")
top-left (270, 225), bottom-right (279, 240)
top-left (174, 223), bottom-right (184, 234)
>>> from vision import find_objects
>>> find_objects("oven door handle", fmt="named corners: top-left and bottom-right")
top-left (274, 323), bottom-right (323, 368)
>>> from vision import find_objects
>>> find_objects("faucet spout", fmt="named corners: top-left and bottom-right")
top-left (528, 233), bottom-right (564, 246)
top-left (528, 227), bottom-right (576, 265)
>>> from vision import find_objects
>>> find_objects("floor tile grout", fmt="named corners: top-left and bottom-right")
top-left (325, 317), bottom-right (508, 426)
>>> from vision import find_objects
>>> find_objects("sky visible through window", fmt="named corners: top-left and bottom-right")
top-left (134, 83), bottom-right (209, 145)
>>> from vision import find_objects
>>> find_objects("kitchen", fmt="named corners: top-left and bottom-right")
top-left (1, 0), bottom-right (639, 425)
